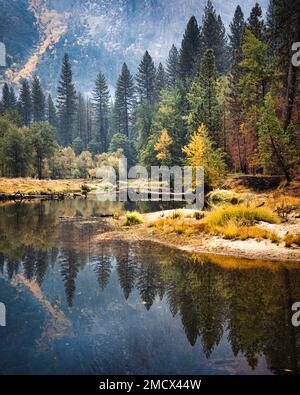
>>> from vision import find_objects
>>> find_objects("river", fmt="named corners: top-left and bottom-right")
top-left (0, 198), bottom-right (299, 374)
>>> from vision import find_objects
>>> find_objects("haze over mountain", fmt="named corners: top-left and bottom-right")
top-left (0, 0), bottom-right (268, 93)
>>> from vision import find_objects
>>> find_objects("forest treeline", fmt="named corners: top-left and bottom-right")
top-left (0, 0), bottom-right (299, 186)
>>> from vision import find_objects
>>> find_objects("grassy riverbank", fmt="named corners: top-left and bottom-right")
top-left (0, 178), bottom-right (99, 197)
top-left (96, 185), bottom-right (300, 262)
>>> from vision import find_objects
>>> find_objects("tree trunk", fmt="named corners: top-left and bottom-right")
top-left (269, 135), bottom-right (291, 182)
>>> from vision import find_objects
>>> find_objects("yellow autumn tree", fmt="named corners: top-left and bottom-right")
top-left (182, 124), bottom-right (227, 190)
top-left (154, 128), bottom-right (173, 165)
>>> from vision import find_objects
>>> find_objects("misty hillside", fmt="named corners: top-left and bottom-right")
top-left (0, 0), bottom-right (268, 93)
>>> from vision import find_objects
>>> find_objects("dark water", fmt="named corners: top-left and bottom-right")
top-left (0, 198), bottom-right (300, 375)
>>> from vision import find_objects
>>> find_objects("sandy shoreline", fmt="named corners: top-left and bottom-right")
top-left (95, 223), bottom-right (300, 263)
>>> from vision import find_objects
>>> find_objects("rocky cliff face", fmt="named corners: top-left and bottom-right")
top-left (0, 0), bottom-right (268, 93)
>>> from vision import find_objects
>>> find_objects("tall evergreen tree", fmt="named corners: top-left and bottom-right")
top-left (177, 16), bottom-right (202, 80)
top-left (2, 83), bottom-right (11, 112)
top-left (155, 63), bottom-right (166, 101)
top-left (269, 0), bottom-right (300, 130)
top-left (9, 87), bottom-right (17, 109)
top-left (136, 51), bottom-right (156, 103)
top-left (19, 79), bottom-right (32, 127)
top-left (228, 52), bottom-right (248, 173)
top-left (32, 76), bottom-right (45, 122)
top-left (166, 44), bottom-right (179, 89)
top-left (92, 72), bottom-right (110, 152)
top-left (247, 2), bottom-right (264, 40)
top-left (47, 94), bottom-right (57, 130)
top-left (239, 29), bottom-right (274, 111)
top-left (86, 97), bottom-right (93, 144)
top-left (187, 49), bottom-right (221, 146)
top-left (229, 6), bottom-right (245, 59)
top-left (75, 93), bottom-right (88, 148)
top-left (202, 1), bottom-right (229, 73)
top-left (57, 53), bottom-right (77, 146)
top-left (114, 63), bottom-right (135, 138)
top-left (257, 94), bottom-right (294, 181)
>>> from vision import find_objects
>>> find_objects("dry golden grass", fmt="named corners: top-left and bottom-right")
top-left (207, 222), bottom-right (281, 243)
top-left (150, 205), bottom-right (283, 243)
top-left (149, 218), bottom-right (205, 236)
top-left (0, 178), bottom-right (94, 195)
top-left (284, 234), bottom-right (300, 248)
top-left (203, 205), bottom-right (280, 226)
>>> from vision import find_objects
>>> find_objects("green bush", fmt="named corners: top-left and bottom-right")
top-left (123, 211), bottom-right (143, 226)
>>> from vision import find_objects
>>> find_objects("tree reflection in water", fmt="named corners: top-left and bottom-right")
top-left (0, 200), bottom-right (300, 374)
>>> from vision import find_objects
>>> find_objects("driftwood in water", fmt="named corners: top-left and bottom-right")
top-left (0, 191), bottom-right (67, 201)
top-left (59, 214), bottom-right (114, 222)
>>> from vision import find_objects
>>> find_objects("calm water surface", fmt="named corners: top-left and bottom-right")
top-left (0, 198), bottom-right (300, 375)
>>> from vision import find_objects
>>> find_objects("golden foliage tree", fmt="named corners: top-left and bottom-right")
top-left (154, 128), bottom-right (173, 165)
top-left (182, 124), bottom-right (227, 190)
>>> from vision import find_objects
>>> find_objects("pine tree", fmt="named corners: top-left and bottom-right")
top-left (257, 94), bottom-right (294, 181)
top-left (136, 51), bottom-right (156, 103)
top-left (114, 63), bottom-right (135, 138)
top-left (187, 49), bottom-right (221, 146)
top-left (239, 29), bottom-right (275, 110)
top-left (86, 98), bottom-right (93, 144)
top-left (247, 2), bottom-right (264, 40)
top-left (227, 53), bottom-right (248, 173)
top-left (9, 87), bottom-right (17, 109)
top-left (19, 79), bottom-right (32, 126)
top-left (155, 63), bottom-right (166, 101)
top-left (57, 53), bottom-right (77, 146)
top-left (166, 44), bottom-right (179, 89)
top-left (75, 93), bottom-right (88, 148)
top-left (229, 6), bottom-right (245, 59)
top-left (202, 1), bottom-right (229, 74)
top-left (92, 72), bottom-right (110, 151)
top-left (2, 83), bottom-right (11, 112)
top-left (140, 87), bottom-right (188, 166)
top-left (47, 94), bottom-right (57, 130)
top-left (177, 16), bottom-right (202, 80)
top-left (269, 0), bottom-right (300, 130)
top-left (32, 75), bottom-right (45, 122)
top-left (136, 100), bottom-right (155, 153)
